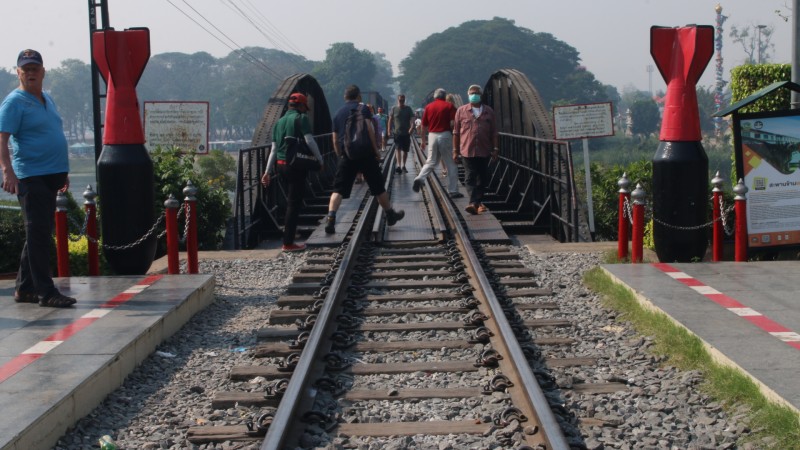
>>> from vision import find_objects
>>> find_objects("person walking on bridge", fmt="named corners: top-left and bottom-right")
top-left (261, 92), bottom-right (323, 252)
top-left (412, 88), bottom-right (461, 198)
top-left (388, 94), bottom-right (414, 174)
top-left (453, 84), bottom-right (498, 215)
top-left (0, 49), bottom-right (76, 307)
top-left (325, 85), bottom-right (404, 234)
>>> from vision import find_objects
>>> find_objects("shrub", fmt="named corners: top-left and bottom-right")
top-left (150, 146), bottom-right (232, 253)
top-left (588, 159), bottom-right (653, 241)
top-left (0, 207), bottom-right (24, 273)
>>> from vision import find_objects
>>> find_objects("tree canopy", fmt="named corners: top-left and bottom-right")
top-left (397, 17), bottom-right (612, 107)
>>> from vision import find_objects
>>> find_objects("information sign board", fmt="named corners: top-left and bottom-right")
top-left (144, 101), bottom-right (209, 153)
top-left (733, 109), bottom-right (800, 248)
top-left (553, 102), bottom-right (614, 140)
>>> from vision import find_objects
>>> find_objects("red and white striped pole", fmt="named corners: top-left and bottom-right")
top-left (711, 172), bottom-right (723, 262)
top-left (183, 181), bottom-right (199, 274)
top-left (733, 179), bottom-right (748, 262)
top-left (617, 173), bottom-right (630, 260)
top-left (631, 183), bottom-right (646, 264)
top-left (55, 191), bottom-right (70, 277)
top-left (164, 194), bottom-right (180, 275)
top-left (83, 186), bottom-right (99, 276)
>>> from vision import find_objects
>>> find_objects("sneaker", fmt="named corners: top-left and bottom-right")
top-left (282, 243), bottom-right (306, 252)
top-left (395, 167), bottom-right (402, 174)
top-left (324, 215), bottom-right (336, 234)
top-left (477, 204), bottom-right (488, 214)
top-left (39, 292), bottom-right (77, 308)
top-left (412, 179), bottom-right (422, 193)
top-left (465, 204), bottom-right (478, 215)
top-left (386, 209), bottom-right (405, 226)
top-left (402, 167), bottom-right (408, 173)
top-left (449, 192), bottom-right (464, 199)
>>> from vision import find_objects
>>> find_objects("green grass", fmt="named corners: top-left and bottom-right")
top-left (584, 261), bottom-right (800, 449)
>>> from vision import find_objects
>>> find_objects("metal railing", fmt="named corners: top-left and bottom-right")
top-left (492, 132), bottom-right (579, 242)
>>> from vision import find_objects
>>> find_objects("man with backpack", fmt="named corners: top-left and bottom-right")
top-left (325, 85), bottom-right (404, 234)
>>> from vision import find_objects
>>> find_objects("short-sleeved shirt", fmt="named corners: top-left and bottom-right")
top-left (0, 89), bottom-right (68, 179)
top-left (376, 113), bottom-right (388, 134)
top-left (422, 99), bottom-right (456, 133)
top-left (333, 101), bottom-right (373, 150)
top-left (389, 105), bottom-right (414, 136)
top-left (453, 103), bottom-right (497, 158)
top-left (272, 109), bottom-right (312, 161)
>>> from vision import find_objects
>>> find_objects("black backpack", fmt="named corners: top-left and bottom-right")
top-left (343, 104), bottom-right (373, 160)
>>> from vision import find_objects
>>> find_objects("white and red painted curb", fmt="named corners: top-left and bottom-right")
top-left (0, 275), bottom-right (163, 384)
top-left (652, 263), bottom-right (800, 351)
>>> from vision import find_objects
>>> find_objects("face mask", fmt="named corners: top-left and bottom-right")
top-left (469, 94), bottom-right (481, 103)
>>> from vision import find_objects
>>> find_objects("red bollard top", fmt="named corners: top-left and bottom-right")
top-left (92, 28), bottom-right (150, 145)
top-left (650, 25), bottom-right (714, 142)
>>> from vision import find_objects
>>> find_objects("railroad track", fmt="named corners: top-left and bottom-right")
top-left (187, 144), bottom-right (626, 449)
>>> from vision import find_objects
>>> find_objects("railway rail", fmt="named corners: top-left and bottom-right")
top-left (186, 143), bottom-right (626, 449)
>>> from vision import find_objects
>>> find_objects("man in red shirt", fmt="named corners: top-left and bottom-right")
top-left (412, 88), bottom-right (462, 197)
top-left (452, 84), bottom-right (499, 214)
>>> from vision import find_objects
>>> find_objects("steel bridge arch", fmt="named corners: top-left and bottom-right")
top-left (484, 68), bottom-right (554, 139)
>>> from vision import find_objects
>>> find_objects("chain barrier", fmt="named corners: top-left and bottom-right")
top-left (621, 194), bottom-right (735, 235)
top-left (67, 207), bottom-right (170, 250)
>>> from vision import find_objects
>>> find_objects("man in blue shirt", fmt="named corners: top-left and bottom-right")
top-left (324, 84), bottom-right (404, 234)
top-left (0, 49), bottom-right (76, 307)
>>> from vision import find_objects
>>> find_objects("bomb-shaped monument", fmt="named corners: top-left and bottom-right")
top-left (93, 28), bottom-right (156, 274)
top-left (650, 25), bottom-right (714, 262)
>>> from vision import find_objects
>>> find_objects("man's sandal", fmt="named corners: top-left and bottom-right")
top-left (14, 291), bottom-right (40, 303)
top-left (39, 292), bottom-right (77, 308)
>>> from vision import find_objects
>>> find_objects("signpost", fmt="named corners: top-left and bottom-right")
top-left (553, 102), bottom-right (614, 237)
top-left (144, 101), bottom-right (209, 153)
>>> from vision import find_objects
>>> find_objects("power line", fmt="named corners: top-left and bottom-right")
top-left (163, 0), bottom-right (283, 81)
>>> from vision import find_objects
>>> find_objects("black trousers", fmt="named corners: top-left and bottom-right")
top-left (16, 173), bottom-right (67, 297)
top-left (462, 156), bottom-right (490, 206)
top-left (277, 164), bottom-right (307, 245)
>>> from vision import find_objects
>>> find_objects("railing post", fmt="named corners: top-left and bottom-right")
top-left (617, 172), bottom-right (630, 260)
top-left (165, 194), bottom-right (181, 275)
top-left (631, 183), bottom-right (646, 264)
top-left (733, 179), bottom-right (748, 262)
top-left (55, 191), bottom-right (70, 277)
top-left (183, 181), bottom-right (199, 274)
top-left (83, 185), bottom-right (99, 276)
top-left (711, 172), bottom-right (723, 262)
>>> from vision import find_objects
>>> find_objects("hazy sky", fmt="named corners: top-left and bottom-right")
top-left (0, 0), bottom-right (794, 95)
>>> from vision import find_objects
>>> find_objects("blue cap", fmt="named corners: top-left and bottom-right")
top-left (17, 49), bottom-right (43, 67)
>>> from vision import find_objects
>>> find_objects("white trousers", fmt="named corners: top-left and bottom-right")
top-left (414, 131), bottom-right (459, 194)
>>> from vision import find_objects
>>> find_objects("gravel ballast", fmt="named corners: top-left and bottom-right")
top-left (51, 248), bottom-right (759, 449)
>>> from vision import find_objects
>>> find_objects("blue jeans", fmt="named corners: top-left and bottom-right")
top-left (16, 173), bottom-right (67, 297)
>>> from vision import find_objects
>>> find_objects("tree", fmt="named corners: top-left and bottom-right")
top-left (397, 17), bottom-right (608, 108)
top-left (312, 43), bottom-right (377, 115)
top-left (629, 99), bottom-right (660, 136)
top-left (0, 69), bottom-right (15, 92)
top-left (370, 52), bottom-right (394, 98)
top-left (729, 24), bottom-right (775, 64)
top-left (198, 149), bottom-right (236, 191)
top-left (47, 59), bottom-right (92, 141)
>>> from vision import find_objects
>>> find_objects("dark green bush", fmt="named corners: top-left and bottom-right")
top-left (151, 146), bottom-right (232, 253)
top-left (588, 159), bottom-right (653, 241)
top-left (0, 207), bottom-right (24, 273)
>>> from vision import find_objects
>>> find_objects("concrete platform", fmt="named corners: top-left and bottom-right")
top-left (602, 261), bottom-right (800, 413)
top-left (0, 273), bottom-right (215, 450)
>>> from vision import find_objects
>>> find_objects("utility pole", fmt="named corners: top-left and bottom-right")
top-left (646, 64), bottom-right (654, 95)
top-left (757, 24), bottom-right (767, 64)
top-left (793, 0), bottom-right (800, 108)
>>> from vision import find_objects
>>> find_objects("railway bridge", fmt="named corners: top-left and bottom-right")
top-left (232, 69), bottom-right (585, 249)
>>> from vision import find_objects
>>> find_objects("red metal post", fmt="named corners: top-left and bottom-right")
top-left (711, 172), bottom-right (723, 262)
top-left (733, 179), bottom-right (748, 262)
top-left (83, 186), bottom-right (99, 276)
top-left (617, 173), bottom-right (631, 260)
top-left (631, 184), bottom-right (646, 264)
top-left (184, 181), bottom-right (199, 274)
top-left (55, 191), bottom-right (70, 277)
top-left (165, 195), bottom-right (180, 275)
